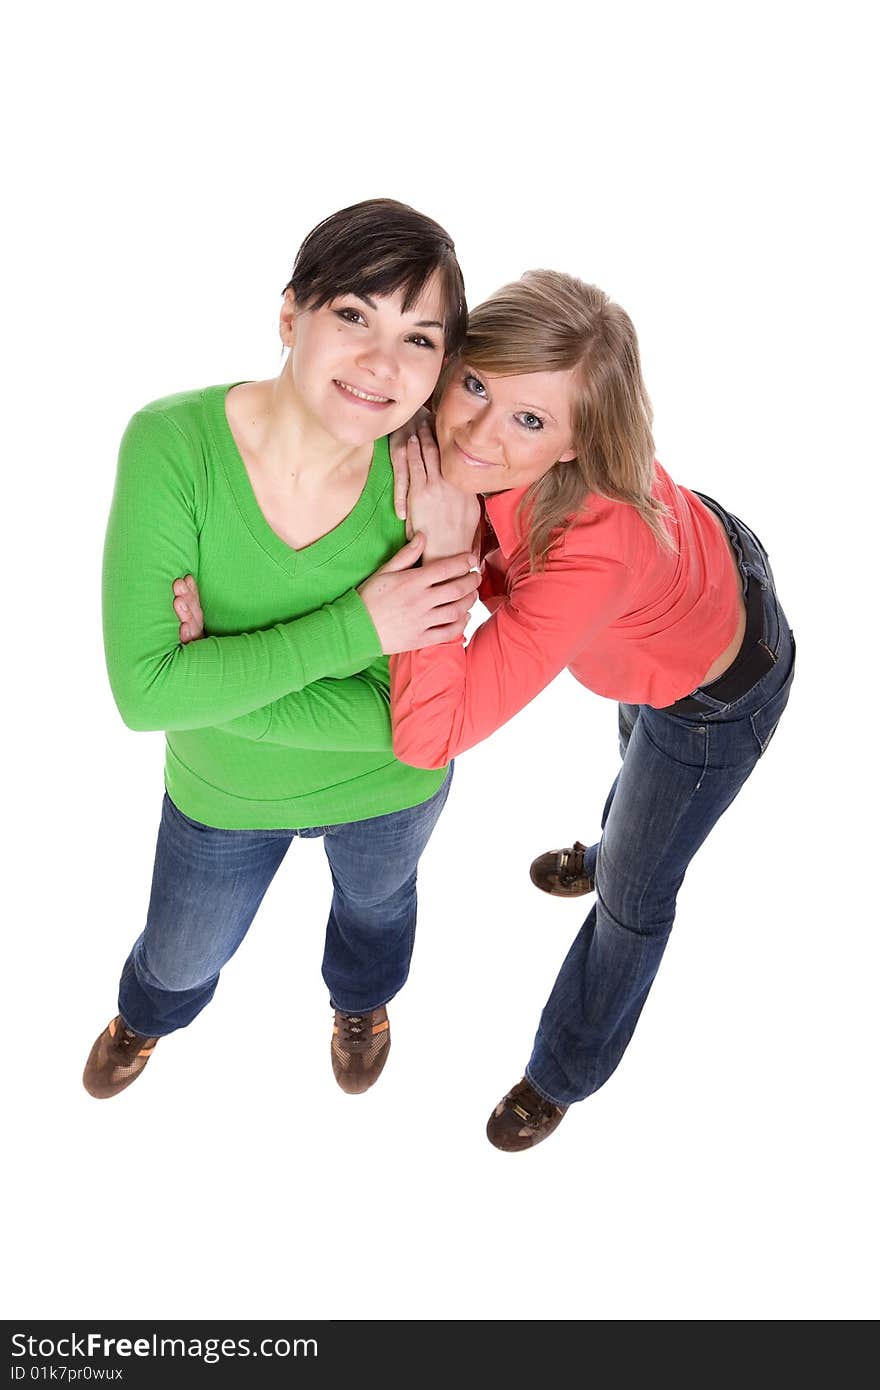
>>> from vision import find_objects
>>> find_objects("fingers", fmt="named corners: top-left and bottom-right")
top-left (391, 440), bottom-right (409, 520)
top-left (173, 589), bottom-right (201, 624)
top-left (173, 575), bottom-right (203, 640)
top-left (186, 578), bottom-right (203, 628)
top-left (419, 551), bottom-right (479, 584)
top-left (426, 573), bottom-right (480, 606)
top-left (407, 433), bottom-right (427, 489)
top-left (375, 533), bottom-right (426, 574)
top-left (418, 421), bottom-right (442, 481)
top-left (423, 596), bottom-right (477, 628)
top-left (421, 618), bottom-right (471, 646)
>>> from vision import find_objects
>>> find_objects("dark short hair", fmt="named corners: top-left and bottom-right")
top-left (283, 198), bottom-right (467, 355)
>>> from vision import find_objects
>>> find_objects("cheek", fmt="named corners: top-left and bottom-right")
top-left (417, 356), bottom-right (444, 395)
top-left (435, 397), bottom-right (462, 435)
top-left (509, 440), bottom-right (557, 484)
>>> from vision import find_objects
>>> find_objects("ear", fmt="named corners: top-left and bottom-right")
top-left (557, 447), bottom-right (577, 464)
top-left (279, 287), bottom-right (297, 347)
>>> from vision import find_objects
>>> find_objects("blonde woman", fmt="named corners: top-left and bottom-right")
top-left (388, 271), bottom-right (796, 1150)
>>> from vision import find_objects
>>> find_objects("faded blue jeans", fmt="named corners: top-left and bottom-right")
top-left (118, 767), bottom-right (453, 1037)
top-left (527, 502), bottom-right (796, 1107)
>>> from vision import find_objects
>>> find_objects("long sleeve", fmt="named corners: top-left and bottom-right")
top-left (217, 662), bottom-right (393, 751)
top-left (102, 409), bottom-right (382, 732)
top-left (390, 542), bottom-right (631, 769)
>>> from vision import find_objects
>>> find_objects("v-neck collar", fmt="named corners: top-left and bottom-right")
top-left (204, 381), bottom-right (390, 576)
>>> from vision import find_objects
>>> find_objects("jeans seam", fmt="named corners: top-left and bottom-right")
top-left (604, 719), bottom-right (710, 925)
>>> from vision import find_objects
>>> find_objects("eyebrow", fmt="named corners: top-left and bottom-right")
top-left (354, 293), bottom-right (443, 330)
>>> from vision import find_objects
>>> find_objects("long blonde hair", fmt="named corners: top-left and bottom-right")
top-left (450, 270), bottom-right (674, 569)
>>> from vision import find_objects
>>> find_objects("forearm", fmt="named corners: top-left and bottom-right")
top-left (216, 666), bottom-right (394, 752)
top-left (104, 588), bottom-right (381, 732)
top-left (102, 407), bottom-right (382, 733)
top-left (391, 554), bottom-right (630, 768)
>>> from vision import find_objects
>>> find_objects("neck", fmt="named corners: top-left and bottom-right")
top-left (244, 370), bottom-right (372, 486)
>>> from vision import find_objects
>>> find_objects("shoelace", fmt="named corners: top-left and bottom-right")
top-left (340, 1014), bottom-right (364, 1036)
top-left (337, 1014), bottom-right (373, 1050)
top-left (507, 1082), bottom-right (559, 1126)
top-left (557, 842), bottom-right (588, 885)
top-left (111, 1021), bottom-right (151, 1054)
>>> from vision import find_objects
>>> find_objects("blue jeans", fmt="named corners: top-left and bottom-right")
top-left (527, 502), bottom-right (796, 1107)
top-left (118, 767), bottom-right (453, 1037)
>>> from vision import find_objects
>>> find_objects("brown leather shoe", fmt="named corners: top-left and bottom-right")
top-left (529, 840), bottom-right (594, 897)
top-left (486, 1077), bottom-right (568, 1152)
top-left (83, 1015), bottom-right (159, 1099)
top-left (331, 1006), bottom-right (390, 1095)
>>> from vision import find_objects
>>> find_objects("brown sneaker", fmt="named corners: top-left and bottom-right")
top-left (529, 840), bottom-right (594, 897)
top-left (331, 1005), bottom-right (390, 1095)
top-left (83, 1015), bottom-right (159, 1100)
top-left (486, 1077), bottom-right (568, 1152)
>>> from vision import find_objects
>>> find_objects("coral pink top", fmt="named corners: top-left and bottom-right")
top-left (390, 463), bottom-right (742, 769)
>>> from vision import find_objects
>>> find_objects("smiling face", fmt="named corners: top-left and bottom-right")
top-left (281, 273), bottom-right (447, 447)
top-left (434, 362), bottom-right (579, 493)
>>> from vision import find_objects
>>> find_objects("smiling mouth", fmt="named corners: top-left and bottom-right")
top-left (333, 379), bottom-right (395, 406)
top-left (454, 440), bottom-right (497, 468)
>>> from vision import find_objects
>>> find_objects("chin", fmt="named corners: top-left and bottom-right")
top-left (440, 459), bottom-right (482, 494)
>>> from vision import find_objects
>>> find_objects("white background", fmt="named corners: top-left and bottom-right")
top-left (4, 0), bottom-right (876, 1323)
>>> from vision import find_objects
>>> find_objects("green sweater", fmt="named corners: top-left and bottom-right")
top-left (102, 383), bottom-right (448, 828)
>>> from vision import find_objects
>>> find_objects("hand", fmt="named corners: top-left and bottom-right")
top-left (406, 423), bottom-right (481, 563)
top-left (389, 405), bottom-right (434, 520)
top-left (358, 534), bottom-right (481, 654)
top-left (172, 574), bottom-right (205, 644)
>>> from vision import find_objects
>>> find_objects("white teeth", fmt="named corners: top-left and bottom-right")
top-left (336, 380), bottom-right (392, 404)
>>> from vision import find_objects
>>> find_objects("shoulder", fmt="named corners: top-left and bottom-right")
top-left (128, 384), bottom-right (225, 447)
top-left (120, 383), bottom-right (235, 460)
top-left (115, 386), bottom-right (226, 506)
top-left (555, 493), bottom-right (641, 573)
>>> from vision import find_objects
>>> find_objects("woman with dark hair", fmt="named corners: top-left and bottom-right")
top-left (83, 200), bottom-right (479, 1102)
top-left (385, 270), bottom-right (795, 1151)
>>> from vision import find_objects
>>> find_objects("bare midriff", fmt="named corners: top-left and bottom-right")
top-left (698, 512), bottom-right (748, 686)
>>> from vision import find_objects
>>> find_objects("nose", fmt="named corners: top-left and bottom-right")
top-left (464, 404), bottom-right (500, 450)
top-left (355, 338), bottom-right (398, 383)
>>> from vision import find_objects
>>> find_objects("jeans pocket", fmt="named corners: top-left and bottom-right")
top-left (749, 633), bottom-right (796, 755)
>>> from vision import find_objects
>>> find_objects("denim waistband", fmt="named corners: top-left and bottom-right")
top-left (691, 490), bottom-right (775, 593)
top-left (661, 492), bottom-right (782, 715)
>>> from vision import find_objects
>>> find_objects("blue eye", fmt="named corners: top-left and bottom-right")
top-left (517, 412), bottom-right (544, 431)
top-left (463, 373), bottom-right (486, 396)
